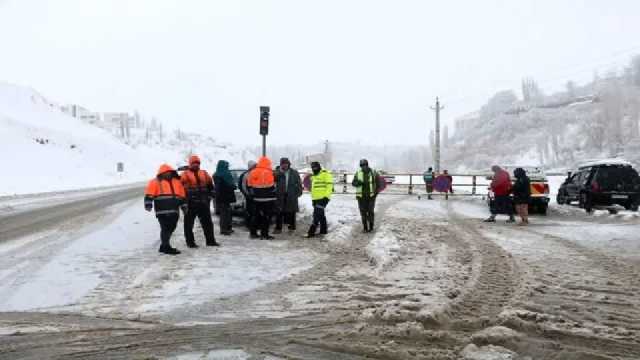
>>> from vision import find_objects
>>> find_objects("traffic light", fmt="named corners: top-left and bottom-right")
top-left (259, 106), bottom-right (269, 135)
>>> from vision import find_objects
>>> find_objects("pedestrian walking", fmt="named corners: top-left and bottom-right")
top-left (274, 157), bottom-right (303, 233)
top-left (352, 159), bottom-right (382, 232)
top-left (144, 164), bottom-right (187, 255)
top-left (512, 167), bottom-right (531, 225)
top-left (305, 161), bottom-right (333, 238)
top-left (213, 160), bottom-right (237, 235)
top-left (238, 160), bottom-right (259, 238)
top-left (247, 156), bottom-right (278, 240)
top-left (484, 165), bottom-right (516, 223)
top-left (423, 167), bottom-right (434, 200)
top-left (180, 155), bottom-right (219, 247)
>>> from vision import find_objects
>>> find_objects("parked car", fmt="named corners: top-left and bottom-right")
top-left (557, 160), bottom-right (640, 213)
top-left (487, 165), bottom-right (550, 215)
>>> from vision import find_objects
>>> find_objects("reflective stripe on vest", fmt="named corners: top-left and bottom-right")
top-left (355, 170), bottom-right (376, 198)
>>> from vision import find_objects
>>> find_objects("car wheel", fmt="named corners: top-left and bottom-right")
top-left (625, 202), bottom-right (639, 212)
top-left (556, 192), bottom-right (565, 205)
top-left (608, 208), bottom-right (618, 215)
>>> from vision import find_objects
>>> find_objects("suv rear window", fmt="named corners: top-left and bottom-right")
top-left (593, 166), bottom-right (639, 191)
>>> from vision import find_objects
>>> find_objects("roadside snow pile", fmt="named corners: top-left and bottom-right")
top-left (460, 344), bottom-right (518, 360)
top-left (0, 82), bottom-right (248, 195)
top-left (365, 225), bottom-right (401, 271)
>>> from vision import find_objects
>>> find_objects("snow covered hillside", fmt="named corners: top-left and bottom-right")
top-left (444, 58), bottom-right (640, 172)
top-left (0, 82), bottom-right (250, 196)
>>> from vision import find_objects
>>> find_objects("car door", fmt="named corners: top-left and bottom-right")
top-left (564, 173), bottom-right (580, 200)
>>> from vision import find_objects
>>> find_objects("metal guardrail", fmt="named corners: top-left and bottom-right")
top-left (329, 172), bottom-right (490, 197)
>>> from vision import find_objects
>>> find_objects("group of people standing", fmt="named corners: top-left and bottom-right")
top-left (485, 165), bottom-right (531, 225)
top-left (144, 155), bottom-right (242, 254)
top-left (144, 155), bottom-right (383, 255)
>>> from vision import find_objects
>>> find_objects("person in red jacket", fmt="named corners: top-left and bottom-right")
top-left (145, 164), bottom-right (187, 255)
top-left (484, 165), bottom-right (516, 223)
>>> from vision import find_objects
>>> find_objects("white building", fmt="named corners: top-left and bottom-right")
top-left (62, 104), bottom-right (101, 125)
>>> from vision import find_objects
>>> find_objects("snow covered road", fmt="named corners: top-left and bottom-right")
top-left (0, 195), bottom-right (639, 359)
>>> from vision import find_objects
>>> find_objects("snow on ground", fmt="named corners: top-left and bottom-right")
top-left (167, 349), bottom-right (284, 360)
top-left (0, 198), bottom-right (320, 317)
top-left (0, 82), bottom-right (247, 196)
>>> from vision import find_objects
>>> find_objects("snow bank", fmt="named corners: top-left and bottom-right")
top-left (0, 82), bottom-right (248, 196)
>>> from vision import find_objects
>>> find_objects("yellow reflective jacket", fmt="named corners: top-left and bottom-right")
top-left (310, 170), bottom-right (334, 200)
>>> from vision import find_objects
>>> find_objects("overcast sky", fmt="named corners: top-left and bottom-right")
top-left (1, 0), bottom-right (640, 146)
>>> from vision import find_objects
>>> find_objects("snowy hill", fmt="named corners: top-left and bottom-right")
top-left (0, 82), bottom-right (250, 196)
top-left (444, 63), bottom-right (640, 172)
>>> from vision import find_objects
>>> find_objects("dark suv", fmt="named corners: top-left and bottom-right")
top-left (557, 162), bottom-right (640, 213)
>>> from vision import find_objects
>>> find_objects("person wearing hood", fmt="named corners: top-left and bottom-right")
top-left (274, 157), bottom-right (303, 233)
top-left (213, 160), bottom-right (237, 235)
top-left (512, 167), bottom-right (531, 225)
top-left (247, 156), bottom-right (278, 240)
top-left (180, 155), bottom-right (219, 247)
top-left (144, 164), bottom-right (187, 255)
top-left (238, 160), bottom-right (259, 238)
top-left (304, 161), bottom-right (333, 238)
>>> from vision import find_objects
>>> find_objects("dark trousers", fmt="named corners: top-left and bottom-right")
top-left (309, 198), bottom-right (329, 235)
top-left (157, 213), bottom-right (179, 251)
top-left (275, 193), bottom-right (296, 230)
top-left (425, 183), bottom-right (433, 199)
top-left (275, 212), bottom-right (296, 230)
top-left (217, 201), bottom-right (233, 233)
top-left (357, 196), bottom-right (376, 230)
top-left (491, 195), bottom-right (514, 217)
top-left (255, 201), bottom-right (274, 236)
top-left (246, 198), bottom-right (258, 235)
top-left (184, 203), bottom-right (216, 245)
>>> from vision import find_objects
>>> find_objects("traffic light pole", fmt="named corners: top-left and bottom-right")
top-left (430, 97), bottom-right (444, 174)
top-left (259, 106), bottom-right (270, 157)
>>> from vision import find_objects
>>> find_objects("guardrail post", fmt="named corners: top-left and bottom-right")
top-left (343, 173), bottom-right (347, 193)
top-left (408, 174), bottom-right (413, 194)
top-left (472, 175), bottom-right (477, 195)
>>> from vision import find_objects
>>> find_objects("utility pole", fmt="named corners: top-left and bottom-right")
top-left (430, 97), bottom-right (444, 173)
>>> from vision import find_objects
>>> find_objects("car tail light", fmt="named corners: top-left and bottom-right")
top-left (543, 184), bottom-right (550, 194)
top-left (591, 181), bottom-right (600, 193)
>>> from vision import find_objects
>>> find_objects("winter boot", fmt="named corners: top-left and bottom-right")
top-left (161, 247), bottom-right (181, 255)
top-left (250, 232), bottom-right (260, 239)
top-left (483, 216), bottom-right (496, 223)
top-left (305, 225), bottom-right (317, 238)
top-left (187, 242), bottom-right (199, 248)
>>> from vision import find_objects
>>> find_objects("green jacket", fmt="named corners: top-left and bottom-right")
top-left (352, 169), bottom-right (378, 198)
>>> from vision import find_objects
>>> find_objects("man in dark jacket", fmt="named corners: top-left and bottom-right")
top-left (180, 155), bottom-right (219, 247)
top-left (512, 167), bottom-right (531, 225)
top-left (274, 157), bottom-right (303, 233)
top-left (238, 160), bottom-right (259, 238)
top-left (213, 160), bottom-right (237, 235)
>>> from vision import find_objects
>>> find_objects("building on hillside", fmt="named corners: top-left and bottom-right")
top-left (61, 104), bottom-right (101, 125)
top-left (103, 112), bottom-right (130, 128)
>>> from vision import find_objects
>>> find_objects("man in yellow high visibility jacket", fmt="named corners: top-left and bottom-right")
top-left (305, 161), bottom-right (333, 238)
top-left (351, 159), bottom-right (381, 232)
